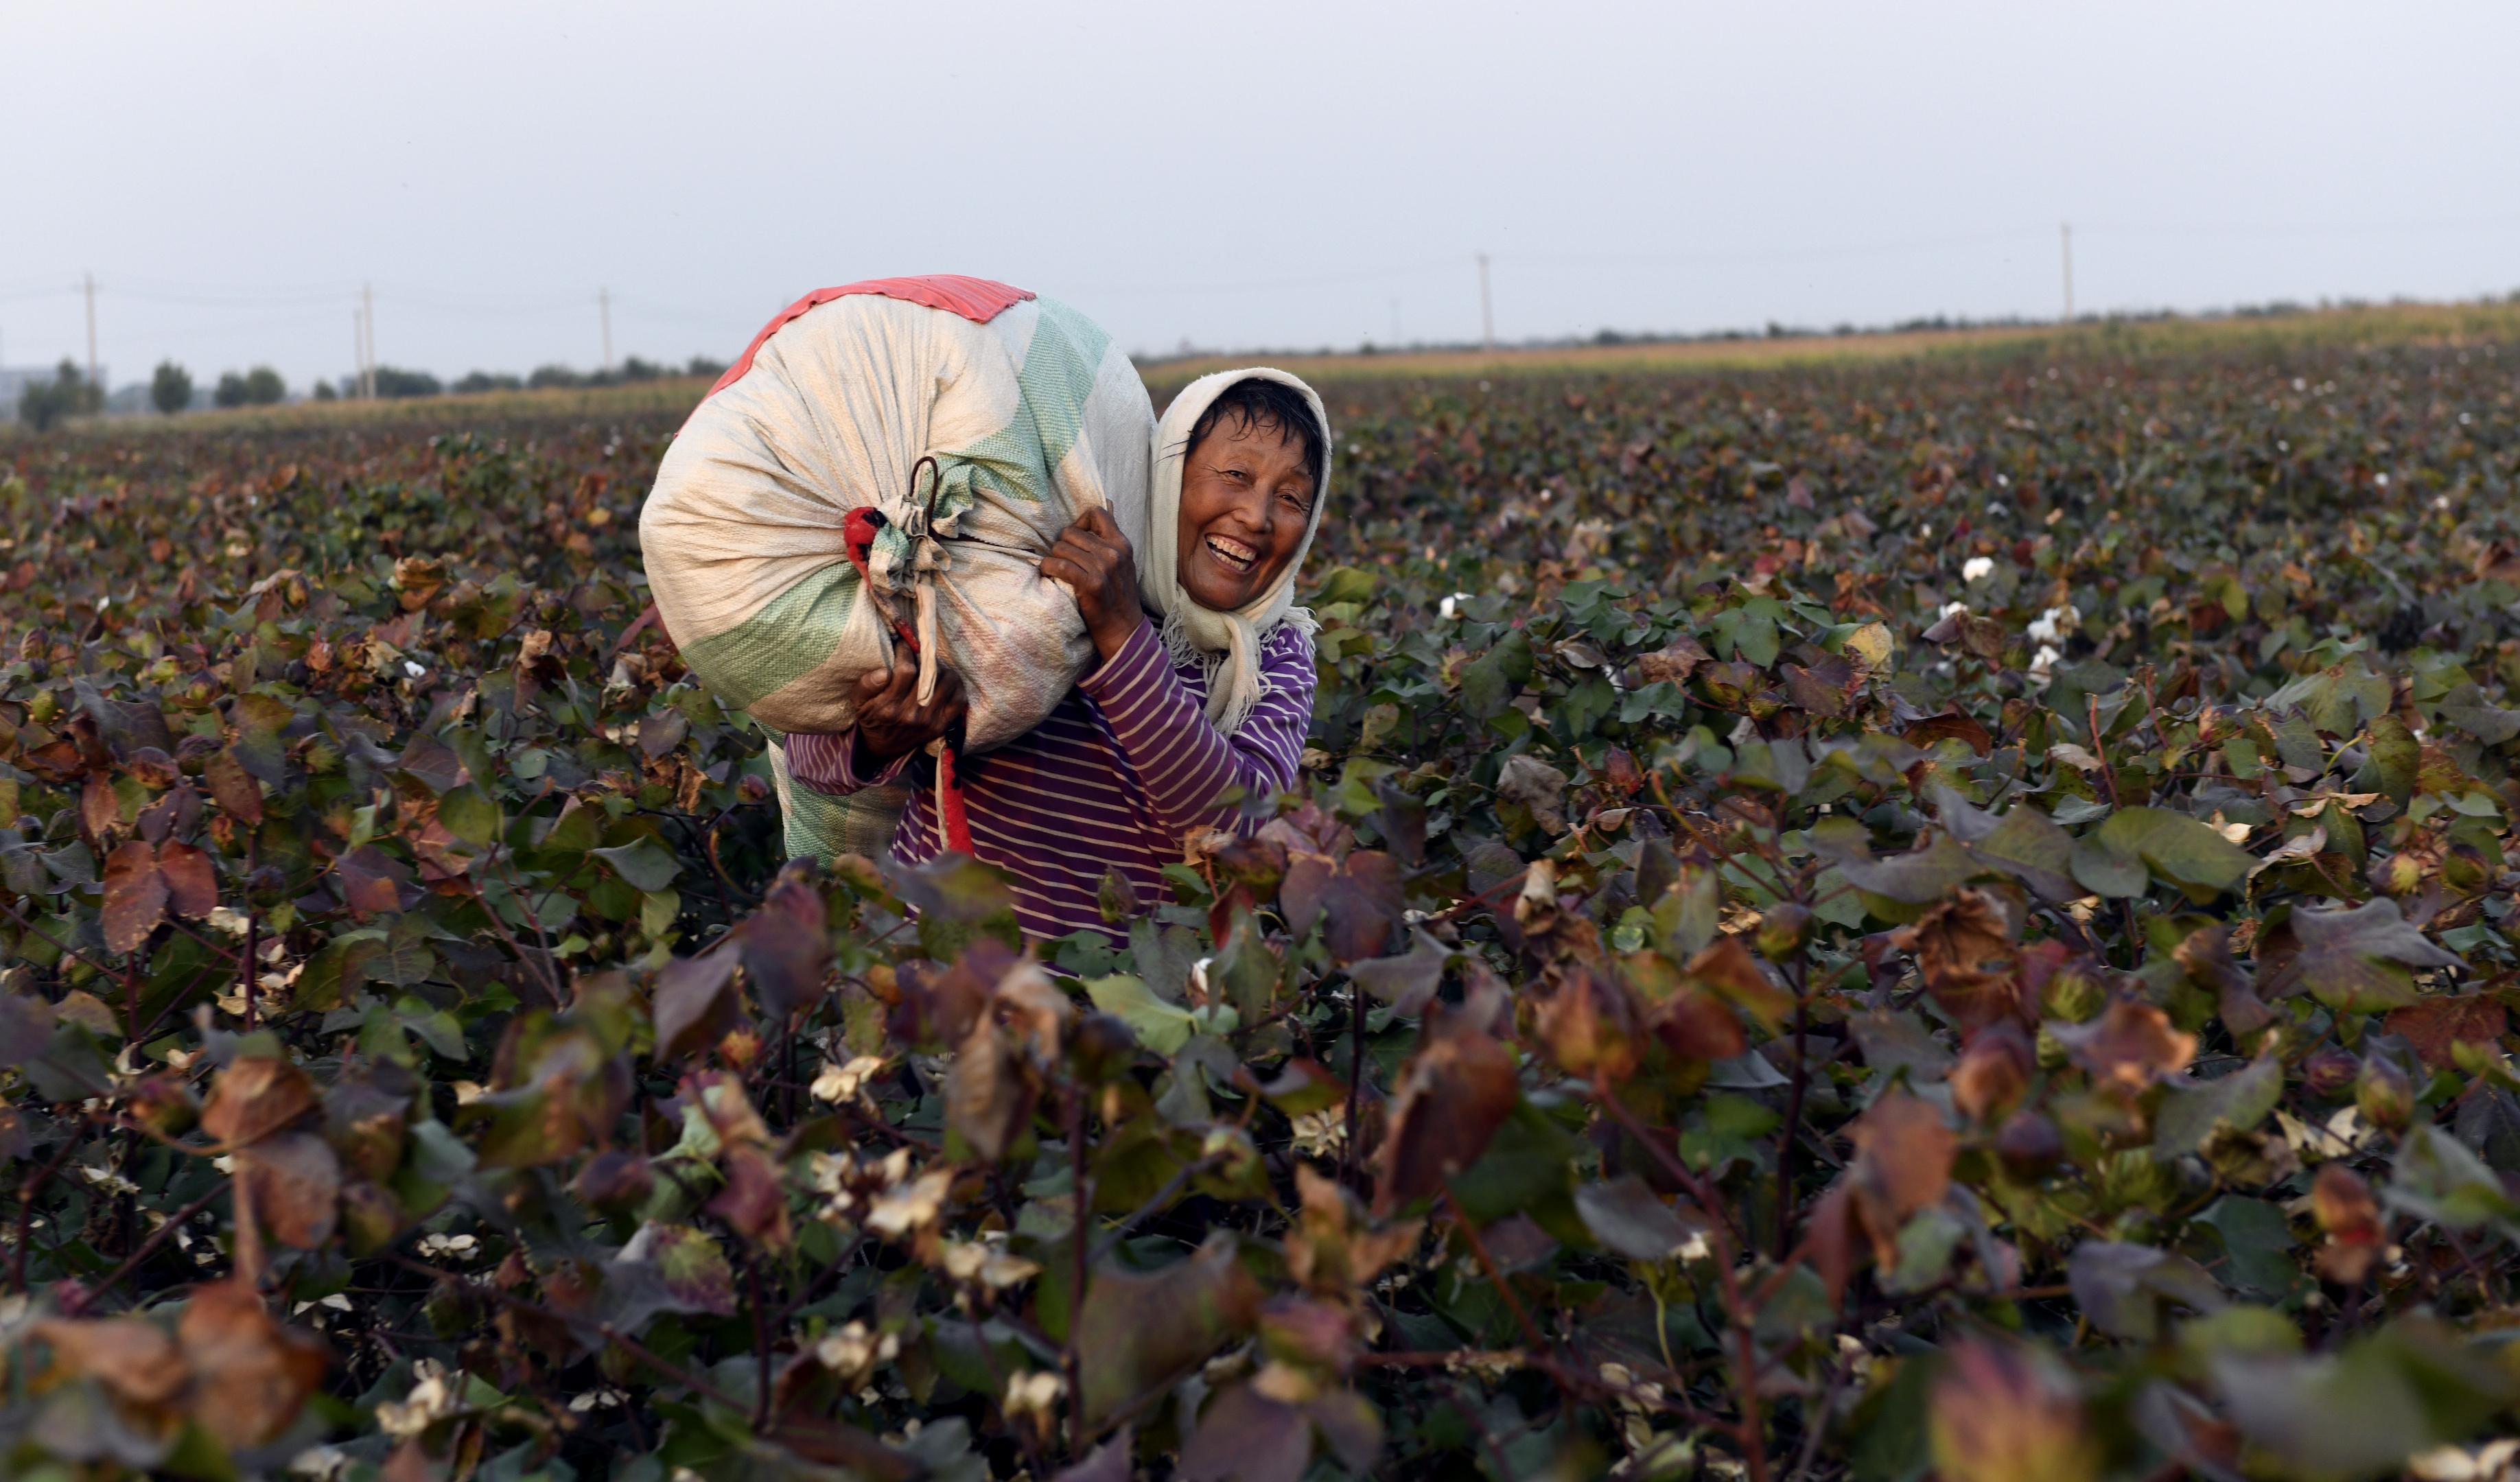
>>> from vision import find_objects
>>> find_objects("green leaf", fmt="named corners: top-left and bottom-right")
top-left (437, 783), bottom-right (499, 847)
top-left (2155, 1057), bottom-right (2281, 1157)
top-left (592, 836), bottom-right (681, 892)
top-left (1075, 1234), bottom-right (1258, 1427)
top-left (2280, 899), bottom-right (2462, 1013)
top-left (2095, 806), bottom-right (2255, 899)
top-left (1084, 974), bottom-right (1239, 1055)
top-left (1835, 833), bottom-right (1983, 904)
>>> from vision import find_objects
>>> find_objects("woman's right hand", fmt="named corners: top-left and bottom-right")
top-left (852, 648), bottom-right (967, 765)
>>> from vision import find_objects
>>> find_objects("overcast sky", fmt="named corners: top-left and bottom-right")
top-left (6, 1), bottom-right (2517, 389)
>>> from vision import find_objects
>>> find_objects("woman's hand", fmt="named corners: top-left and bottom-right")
top-left (852, 648), bottom-right (967, 766)
top-left (1040, 506), bottom-right (1146, 661)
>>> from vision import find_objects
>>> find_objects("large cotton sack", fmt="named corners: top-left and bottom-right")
top-left (640, 277), bottom-right (1153, 862)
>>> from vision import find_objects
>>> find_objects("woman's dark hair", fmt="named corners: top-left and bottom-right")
top-left (1178, 377), bottom-right (1326, 491)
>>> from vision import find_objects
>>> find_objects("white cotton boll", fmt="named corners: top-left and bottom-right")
top-left (1961, 556), bottom-right (1995, 583)
top-left (2436, 495), bottom-right (2453, 512)
top-left (1939, 601), bottom-right (1970, 620)
top-left (2029, 644), bottom-right (2063, 682)
top-left (403, 660), bottom-right (427, 679)
top-left (2025, 604), bottom-right (2080, 646)
top-left (2375, 473), bottom-right (2391, 488)
top-left (1918, 524), bottom-right (1933, 540)
top-left (1438, 591), bottom-right (1475, 620)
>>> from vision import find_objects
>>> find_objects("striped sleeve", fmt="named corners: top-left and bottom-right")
top-left (1077, 620), bottom-right (1315, 838)
top-left (783, 727), bottom-right (914, 797)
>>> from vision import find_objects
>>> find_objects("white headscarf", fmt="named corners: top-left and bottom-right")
top-left (1140, 368), bottom-right (1332, 736)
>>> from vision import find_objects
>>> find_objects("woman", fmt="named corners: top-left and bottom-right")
top-left (784, 370), bottom-right (1331, 941)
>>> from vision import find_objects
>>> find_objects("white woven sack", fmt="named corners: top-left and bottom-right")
top-left (642, 283), bottom-right (1153, 757)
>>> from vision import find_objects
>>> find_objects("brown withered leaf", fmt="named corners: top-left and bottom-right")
top-left (652, 948), bottom-right (743, 1063)
top-left (2383, 995), bottom-right (2508, 1071)
top-left (1845, 1091), bottom-right (1957, 1266)
top-left (82, 772), bottom-right (123, 844)
top-left (1904, 709), bottom-right (1995, 757)
top-left (709, 1144), bottom-right (795, 1252)
top-left (740, 871), bottom-right (830, 1020)
top-left (1890, 889), bottom-right (2025, 1029)
top-left (1651, 985), bottom-right (1748, 1063)
top-left (1637, 634), bottom-right (1713, 686)
top-left (1781, 655), bottom-right (1859, 718)
top-left (1533, 967), bottom-right (1640, 1081)
top-left (201, 747), bottom-right (265, 825)
top-left (2051, 1000), bottom-right (2197, 1092)
top-left (2311, 1163), bottom-right (2385, 1284)
top-left (1685, 934), bottom-right (1794, 1034)
top-left (1930, 1338), bottom-right (2099, 1482)
top-left (157, 840), bottom-right (218, 919)
top-left (1376, 1012), bottom-right (1521, 1216)
top-left (945, 1016), bottom-right (1037, 1164)
top-left (100, 839), bottom-right (169, 955)
top-left (333, 845), bottom-right (409, 917)
top-left (1287, 1162), bottom-right (1421, 1302)
top-left (34, 1315), bottom-right (190, 1407)
top-left (235, 1131), bottom-right (341, 1248)
top-left (2174, 924), bottom-right (2272, 1037)
top-left (201, 1055), bottom-right (321, 1147)
top-left (177, 1278), bottom-right (330, 1449)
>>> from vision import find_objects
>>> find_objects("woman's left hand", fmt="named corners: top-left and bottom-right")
top-left (1041, 506), bottom-right (1145, 660)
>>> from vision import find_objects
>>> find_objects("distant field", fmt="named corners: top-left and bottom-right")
top-left (1139, 296), bottom-right (2520, 395)
top-left (14, 296), bottom-right (2518, 441)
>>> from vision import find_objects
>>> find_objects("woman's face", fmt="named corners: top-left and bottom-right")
top-left (1175, 414), bottom-right (1316, 612)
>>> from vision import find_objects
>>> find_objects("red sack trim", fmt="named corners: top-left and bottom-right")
top-left (705, 275), bottom-right (1036, 399)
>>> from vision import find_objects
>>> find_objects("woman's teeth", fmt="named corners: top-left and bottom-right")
top-left (1204, 534), bottom-right (1257, 572)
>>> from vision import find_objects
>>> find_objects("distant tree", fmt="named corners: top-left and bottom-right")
top-left (371, 366), bottom-right (442, 399)
top-left (20, 360), bottom-right (102, 430)
top-left (453, 371), bottom-right (522, 395)
top-left (150, 361), bottom-right (193, 416)
top-left (527, 365), bottom-right (583, 390)
top-left (312, 381), bottom-right (338, 402)
top-left (686, 355), bottom-right (727, 379)
top-left (618, 355), bottom-right (665, 383)
top-left (213, 371), bottom-right (251, 409)
top-left (243, 366), bottom-right (285, 405)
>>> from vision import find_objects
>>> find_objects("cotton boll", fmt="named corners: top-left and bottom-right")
top-left (2025, 604), bottom-right (2080, 645)
top-left (1438, 591), bottom-right (1475, 620)
top-left (1939, 601), bottom-right (1970, 620)
top-left (1962, 556), bottom-right (1995, 583)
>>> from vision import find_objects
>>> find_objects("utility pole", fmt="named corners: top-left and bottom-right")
top-left (599, 287), bottom-right (614, 373)
top-left (361, 283), bottom-right (375, 399)
top-left (1477, 252), bottom-right (1494, 353)
top-left (84, 272), bottom-right (98, 392)
top-left (2060, 222), bottom-right (2074, 325)
top-left (352, 310), bottom-right (364, 398)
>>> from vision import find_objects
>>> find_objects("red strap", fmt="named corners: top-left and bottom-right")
top-left (707, 275), bottom-right (1035, 399)
top-left (840, 505), bottom-right (974, 858)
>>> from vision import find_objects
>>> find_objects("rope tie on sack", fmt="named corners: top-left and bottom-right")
top-left (842, 456), bottom-right (973, 856)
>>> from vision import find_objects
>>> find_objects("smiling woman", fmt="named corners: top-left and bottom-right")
top-left (1166, 378), bottom-right (1325, 613)
top-left (784, 369), bottom-right (1335, 941)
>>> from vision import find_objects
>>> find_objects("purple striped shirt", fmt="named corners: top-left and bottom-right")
top-left (784, 619), bottom-right (1316, 941)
